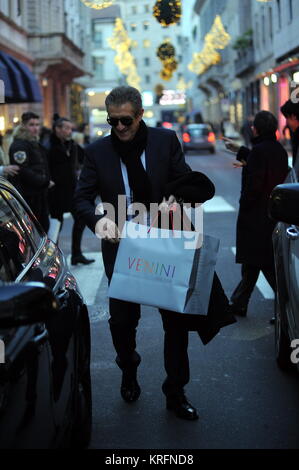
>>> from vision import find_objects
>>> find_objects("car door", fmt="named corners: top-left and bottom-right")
top-left (0, 189), bottom-right (56, 449)
top-left (286, 160), bottom-right (299, 339)
top-left (1, 187), bottom-right (80, 443)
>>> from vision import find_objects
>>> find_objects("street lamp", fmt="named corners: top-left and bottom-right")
top-left (80, 1), bottom-right (114, 9)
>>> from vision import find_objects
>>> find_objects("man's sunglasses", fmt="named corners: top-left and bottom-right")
top-left (107, 116), bottom-right (134, 127)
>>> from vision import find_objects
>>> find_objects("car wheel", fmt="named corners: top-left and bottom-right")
top-left (71, 310), bottom-right (92, 448)
top-left (209, 147), bottom-right (215, 154)
top-left (275, 293), bottom-right (293, 371)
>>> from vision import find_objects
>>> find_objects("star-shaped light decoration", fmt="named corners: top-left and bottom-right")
top-left (80, 1), bottom-right (114, 9)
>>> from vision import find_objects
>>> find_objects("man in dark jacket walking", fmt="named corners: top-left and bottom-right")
top-left (47, 117), bottom-right (94, 265)
top-left (9, 112), bottom-right (50, 232)
top-left (74, 86), bottom-right (222, 420)
top-left (224, 111), bottom-right (289, 318)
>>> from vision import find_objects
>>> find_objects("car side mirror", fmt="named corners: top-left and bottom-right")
top-left (0, 282), bottom-right (59, 328)
top-left (269, 183), bottom-right (299, 226)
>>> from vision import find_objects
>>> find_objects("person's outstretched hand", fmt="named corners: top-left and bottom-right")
top-left (222, 137), bottom-right (241, 153)
top-left (232, 160), bottom-right (246, 168)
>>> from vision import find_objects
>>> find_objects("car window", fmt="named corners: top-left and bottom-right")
top-left (188, 127), bottom-right (209, 137)
top-left (0, 192), bottom-right (35, 281)
top-left (0, 189), bottom-right (44, 250)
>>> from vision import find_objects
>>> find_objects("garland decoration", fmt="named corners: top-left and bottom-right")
top-left (156, 42), bottom-right (178, 80)
top-left (108, 18), bottom-right (141, 89)
top-left (188, 16), bottom-right (230, 75)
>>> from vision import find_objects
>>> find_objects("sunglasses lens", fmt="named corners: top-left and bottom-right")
top-left (107, 116), bottom-right (134, 127)
top-left (120, 117), bottom-right (133, 126)
top-left (107, 117), bottom-right (118, 127)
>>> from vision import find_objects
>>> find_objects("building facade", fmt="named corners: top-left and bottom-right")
top-left (0, 0), bottom-right (92, 132)
top-left (184, 0), bottom-right (299, 136)
top-left (0, 0), bottom-right (35, 133)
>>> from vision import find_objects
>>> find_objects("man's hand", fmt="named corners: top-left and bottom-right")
top-left (232, 160), bottom-right (247, 168)
top-left (158, 195), bottom-right (178, 213)
top-left (95, 217), bottom-right (121, 244)
top-left (3, 165), bottom-right (20, 176)
top-left (222, 137), bottom-right (241, 154)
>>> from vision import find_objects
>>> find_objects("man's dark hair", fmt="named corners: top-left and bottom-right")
top-left (105, 86), bottom-right (143, 116)
top-left (253, 110), bottom-right (278, 136)
top-left (280, 99), bottom-right (299, 120)
top-left (53, 117), bottom-right (71, 130)
top-left (21, 112), bottom-right (39, 124)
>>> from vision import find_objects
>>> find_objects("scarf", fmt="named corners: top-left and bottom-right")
top-left (111, 120), bottom-right (151, 209)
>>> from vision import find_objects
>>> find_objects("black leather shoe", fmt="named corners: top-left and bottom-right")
top-left (229, 303), bottom-right (247, 317)
top-left (166, 397), bottom-right (199, 421)
top-left (71, 255), bottom-right (95, 265)
top-left (120, 371), bottom-right (141, 403)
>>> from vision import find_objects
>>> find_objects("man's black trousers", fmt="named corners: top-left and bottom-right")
top-left (108, 297), bottom-right (190, 398)
top-left (230, 263), bottom-right (276, 308)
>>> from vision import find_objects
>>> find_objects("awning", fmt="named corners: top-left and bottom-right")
top-left (0, 50), bottom-right (42, 104)
top-left (0, 59), bottom-right (11, 103)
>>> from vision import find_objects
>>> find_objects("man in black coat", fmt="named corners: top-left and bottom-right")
top-left (224, 111), bottom-right (289, 318)
top-left (47, 117), bottom-right (94, 265)
top-left (9, 112), bottom-right (50, 232)
top-left (74, 86), bottom-right (222, 420)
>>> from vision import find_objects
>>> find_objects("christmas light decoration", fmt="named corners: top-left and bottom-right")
top-left (80, 0), bottom-right (114, 9)
top-left (157, 42), bottom-right (178, 81)
top-left (157, 42), bottom-right (175, 61)
top-left (177, 77), bottom-right (193, 91)
top-left (188, 16), bottom-right (230, 75)
top-left (108, 18), bottom-right (141, 90)
top-left (153, 0), bottom-right (182, 27)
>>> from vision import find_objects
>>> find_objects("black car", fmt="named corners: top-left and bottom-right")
top-left (269, 158), bottom-right (299, 372)
top-left (0, 177), bottom-right (92, 449)
top-left (182, 124), bottom-right (216, 154)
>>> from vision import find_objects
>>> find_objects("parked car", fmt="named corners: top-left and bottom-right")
top-left (0, 177), bottom-right (92, 449)
top-left (182, 124), bottom-right (216, 154)
top-left (269, 158), bottom-right (299, 372)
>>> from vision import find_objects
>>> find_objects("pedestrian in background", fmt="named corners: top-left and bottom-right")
top-left (47, 116), bottom-right (94, 265)
top-left (280, 99), bottom-right (299, 167)
top-left (8, 112), bottom-right (50, 232)
top-left (241, 114), bottom-right (254, 148)
top-left (223, 111), bottom-right (289, 320)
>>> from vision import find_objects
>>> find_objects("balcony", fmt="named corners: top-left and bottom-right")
top-left (28, 33), bottom-right (85, 79)
top-left (235, 46), bottom-right (255, 78)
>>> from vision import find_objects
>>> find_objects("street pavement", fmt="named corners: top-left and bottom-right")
top-left (58, 143), bottom-right (299, 450)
